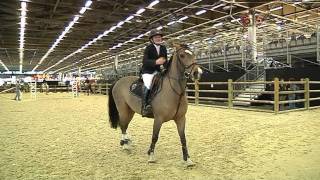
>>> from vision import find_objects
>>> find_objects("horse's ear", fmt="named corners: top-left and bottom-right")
top-left (173, 44), bottom-right (181, 49)
top-left (170, 39), bottom-right (181, 49)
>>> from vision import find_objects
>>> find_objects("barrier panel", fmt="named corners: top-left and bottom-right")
top-left (2, 80), bottom-right (318, 114)
top-left (187, 78), bottom-right (320, 114)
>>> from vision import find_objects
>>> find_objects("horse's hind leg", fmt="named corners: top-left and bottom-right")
top-left (118, 102), bottom-right (135, 150)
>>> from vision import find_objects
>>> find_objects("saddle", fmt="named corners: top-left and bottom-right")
top-left (129, 73), bottom-right (163, 117)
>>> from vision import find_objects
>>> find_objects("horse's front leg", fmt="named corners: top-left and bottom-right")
top-left (175, 116), bottom-right (195, 167)
top-left (147, 118), bottom-right (163, 163)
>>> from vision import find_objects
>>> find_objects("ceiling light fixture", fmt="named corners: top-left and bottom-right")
top-left (211, 4), bottom-right (224, 10)
top-left (136, 8), bottom-right (146, 15)
top-left (231, 18), bottom-right (240, 22)
top-left (32, 0), bottom-right (93, 72)
top-left (297, 14), bottom-right (311, 19)
top-left (195, 10), bottom-right (206, 16)
top-left (19, 1), bottom-right (27, 73)
top-left (147, 0), bottom-right (160, 8)
top-left (270, 6), bottom-right (283, 12)
top-left (0, 60), bottom-right (10, 72)
top-left (213, 22), bottom-right (223, 27)
top-left (178, 16), bottom-right (188, 22)
top-left (167, 21), bottom-right (176, 26)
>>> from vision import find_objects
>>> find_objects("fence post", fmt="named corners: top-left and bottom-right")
top-left (228, 79), bottom-right (233, 108)
top-left (274, 78), bottom-right (279, 114)
top-left (304, 78), bottom-right (310, 109)
top-left (106, 83), bottom-right (108, 95)
top-left (195, 80), bottom-right (199, 106)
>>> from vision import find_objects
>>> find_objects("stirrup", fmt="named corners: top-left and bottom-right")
top-left (142, 104), bottom-right (153, 117)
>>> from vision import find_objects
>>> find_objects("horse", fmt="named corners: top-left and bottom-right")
top-left (108, 43), bottom-right (202, 167)
top-left (85, 80), bottom-right (94, 96)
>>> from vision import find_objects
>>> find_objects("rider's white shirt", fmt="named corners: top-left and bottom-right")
top-left (154, 44), bottom-right (160, 55)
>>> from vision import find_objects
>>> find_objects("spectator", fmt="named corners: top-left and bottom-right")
top-left (288, 78), bottom-right (298, 109)
top-left (14, 80), bottom-right (22, 101)
top-left (279, 78), bottom-right (287, 110)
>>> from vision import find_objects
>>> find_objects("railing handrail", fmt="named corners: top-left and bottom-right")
top-left (291, 54), bottom-right (320, 67)
top-left (186, 78), bottom-right (319, 114)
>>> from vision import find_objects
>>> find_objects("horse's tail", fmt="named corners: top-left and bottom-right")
top-left (108, 83), bottom-right (119, 129)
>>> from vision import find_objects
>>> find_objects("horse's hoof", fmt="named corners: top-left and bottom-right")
top-left (120, 140), bottom-right (125, 146)
top-left (127, 139), bottom-right (132, 145)
top-left (148, 152), bottom-right (156, 163)
top-left (184, 158), bottom-right (195, 167)
top-left (122, 144), bottom-right (130, 150)
top-left (120, 139), bottom-right (131, 146)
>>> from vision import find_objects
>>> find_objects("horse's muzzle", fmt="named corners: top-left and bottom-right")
top-left (192, 66), bottom-right (202, 81)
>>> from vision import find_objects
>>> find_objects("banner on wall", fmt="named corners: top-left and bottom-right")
top-left (31, 74), bottom-right (50, 80)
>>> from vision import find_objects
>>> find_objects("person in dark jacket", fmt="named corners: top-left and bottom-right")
top-left (14, 79), bottom-right (22, 101)
top-left (85, 77), bottom-right (93, 96)
top-left (141, 29), bottom-right (168, 116)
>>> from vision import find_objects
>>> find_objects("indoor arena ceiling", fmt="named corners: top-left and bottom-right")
top-left (0, 0), bottom-right (319, 73)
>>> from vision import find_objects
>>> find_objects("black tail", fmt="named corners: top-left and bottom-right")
top-left (108, 83), bottom-right (119, 129)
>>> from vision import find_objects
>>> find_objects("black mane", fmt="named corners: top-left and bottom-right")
top-left (180, 44), bottom-right (189, 49)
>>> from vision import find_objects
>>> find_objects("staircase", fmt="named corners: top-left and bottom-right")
top-left (233, 63), bottom-right (266, 106)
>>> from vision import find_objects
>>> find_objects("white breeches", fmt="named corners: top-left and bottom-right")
top-left (142, 71), bottom-right (157, 89)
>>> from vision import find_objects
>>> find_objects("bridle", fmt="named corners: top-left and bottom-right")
top-left (167, 47), bottom-right (198, 96)
top-left (176, 47), bottom-right (198, 79)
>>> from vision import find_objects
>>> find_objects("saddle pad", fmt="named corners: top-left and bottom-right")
top-left (129, 79), bottom-right (143, 98)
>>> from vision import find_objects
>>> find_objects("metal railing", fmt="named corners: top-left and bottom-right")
top-left (233, 63), bottom-right (266, 98)
top-left (2, 80), bottom-right (319, 114)
top-left (0, 84), bottom-right (113, 95)
top-left (78, 84), bottom-right (111, 95)
top-left (187, 78), bottom-right (320, 114)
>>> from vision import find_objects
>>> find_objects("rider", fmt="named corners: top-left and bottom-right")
top-left (141, 29), bottom-right (168, 116)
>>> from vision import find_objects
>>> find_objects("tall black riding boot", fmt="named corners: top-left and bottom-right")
top-left (142, 87), bottom-right (152, 117)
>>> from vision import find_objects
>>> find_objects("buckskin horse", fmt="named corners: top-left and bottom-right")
top-left (108, 43), bottom-right (202, 167)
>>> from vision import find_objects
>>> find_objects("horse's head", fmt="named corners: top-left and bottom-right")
top-left (173, 43), bottom-right (202, 81)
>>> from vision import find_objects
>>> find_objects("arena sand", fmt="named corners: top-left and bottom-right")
top-left (0, 93), bottom-right (319, 180)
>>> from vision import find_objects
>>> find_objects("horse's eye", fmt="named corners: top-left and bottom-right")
top-left (179, 54), bottom-right (185, 59)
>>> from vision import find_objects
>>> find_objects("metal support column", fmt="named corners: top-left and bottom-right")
top-left (135, 59), bottom-right (138, 76)
top-left (317, 25), bottom-right (320, 63)
top-left (223, 41), bottom-right (228, 70)
top-left (248, 10), bottom-right (257, 63)
top-left (262, 36), bottom-right (267, 68)
top-left (286, 31), bottom-right (291, 66)
top-left (209, 44), bottom-right (212, 71)
top-left (241, 37), bottom-right (246, 68)
top-left (114, 55), bottom-right (119, 70)
top-left (78, 67), bottom-right (81, 77)
top-left (114, 55), bottom-right (119, 78)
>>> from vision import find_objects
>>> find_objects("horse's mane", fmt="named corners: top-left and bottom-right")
top-left (164, 44), bottom-right (189, 74)
top-left (179, 44), bottom-right (189, 49)
top-left (163, 56), bottom-right (173, 75)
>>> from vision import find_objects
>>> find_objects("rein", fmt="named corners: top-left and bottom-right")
top-left (166, 47), bottom-right (198, 119)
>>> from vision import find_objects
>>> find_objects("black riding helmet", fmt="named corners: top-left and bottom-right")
top-left (149, 29), bottom-right (163, 40)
